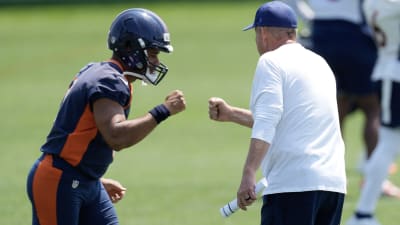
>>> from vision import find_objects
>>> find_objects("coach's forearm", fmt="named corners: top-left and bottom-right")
top-left (229, 107), bottom-right (254, 128)
top-left (242, 138), bottom-right (269, 175)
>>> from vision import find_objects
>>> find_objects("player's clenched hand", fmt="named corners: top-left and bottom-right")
top-left (101, 178), bottom-right (127, 204)
top-left (208, 97), bottom-right (233, 122)
top-left (164, 90), bottom-right (186, 115)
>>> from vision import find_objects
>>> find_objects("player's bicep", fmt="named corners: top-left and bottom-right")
top-left (93, 98), bottom-right (126, 142)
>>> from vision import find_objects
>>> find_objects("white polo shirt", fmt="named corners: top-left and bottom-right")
top-left (250, 43), bottom-right (347, 195)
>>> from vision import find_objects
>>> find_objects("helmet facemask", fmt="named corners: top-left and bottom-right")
top-left (120, 39), bottom-right (169, 85)
top-left (122, 56), bottom-right (168, 85)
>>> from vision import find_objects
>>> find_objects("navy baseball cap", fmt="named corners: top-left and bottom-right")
top-left (243, 1), bottom-right (297, 31)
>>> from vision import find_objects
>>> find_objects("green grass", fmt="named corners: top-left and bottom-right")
top-left (0, 2), bottom-right (399, 225)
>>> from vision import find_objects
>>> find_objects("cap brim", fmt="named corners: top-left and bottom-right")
top-left (242, 23), bottom-right (255, 31)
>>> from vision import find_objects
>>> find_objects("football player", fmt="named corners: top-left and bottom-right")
top-left (26, 8), bottom-right (185, 225)
top-left (346, 0), bottom-right (400, 225)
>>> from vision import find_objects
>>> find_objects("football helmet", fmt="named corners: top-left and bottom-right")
top-left (108, 8), bottom-right (173, 85)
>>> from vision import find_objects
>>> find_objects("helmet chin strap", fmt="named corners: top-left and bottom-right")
top-left (123, 69), bottom-right (157, 86)
top-left (123, 71), bottom-right (143, 80)
top-left (123, 71), bottom-right (149, 86)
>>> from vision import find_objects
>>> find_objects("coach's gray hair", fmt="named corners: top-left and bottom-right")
top-left (268, 27), bottom-right (297, 40)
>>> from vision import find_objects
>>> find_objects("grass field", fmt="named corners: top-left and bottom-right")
top-left (1, 2), bottom-right (399, 225)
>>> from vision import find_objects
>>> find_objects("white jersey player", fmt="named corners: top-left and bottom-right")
top-left (346, 1), bottom-right (400, 225)
top-left (283, 0), bottom-right (365, 24)
top-left (366, 0), bottom-right (400, 83)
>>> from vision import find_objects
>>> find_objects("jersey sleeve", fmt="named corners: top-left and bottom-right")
top-left (88, 75), bottom-right (130, 108)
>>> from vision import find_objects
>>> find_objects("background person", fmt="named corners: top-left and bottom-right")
top-left (346, 0), bottom-right (400, 224)
top-left (26, 8), bottom-right (185, 225)
top-left (209, 2), bottom-right (346, 224)
top-left (283, 0), bottom-right (400, 198)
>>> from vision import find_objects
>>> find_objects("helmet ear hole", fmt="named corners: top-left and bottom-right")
top-left (135, 61), bottom-right (144, 69)
top-left (123, 40), bottom-right (133, 53)
top-left (124, 40), bottom-right (131, 48)
top-left (124, 39), bottom-right (143, 53)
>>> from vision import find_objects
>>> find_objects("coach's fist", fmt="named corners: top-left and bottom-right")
top-left (164, 90), bottom-right (186, 115)
top-left (208, 97), bottom-right (233, 122)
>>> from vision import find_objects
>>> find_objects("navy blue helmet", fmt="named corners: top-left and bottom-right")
top-left (108, 8), bottom-right (173, 85)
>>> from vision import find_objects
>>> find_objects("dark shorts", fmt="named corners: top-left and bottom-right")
top-left (26, 154), bottom-right (118, 225)
top-left (311, 20), bottom-right (378, 96)
top-left (260, 191), bottom-right (345, 225)
top-left (377, 80), bottom-right (400, 128)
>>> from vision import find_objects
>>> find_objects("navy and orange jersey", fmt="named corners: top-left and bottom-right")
top-left (41, 61), bottom-right (132, 179)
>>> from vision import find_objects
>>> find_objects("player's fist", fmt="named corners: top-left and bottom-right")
top-left (164, 90), bottom-right (186, 115)
top-left (208, 97), bottom-right (233, 122)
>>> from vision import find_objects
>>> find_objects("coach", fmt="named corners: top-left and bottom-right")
top-left (208, 1), bottom-right (346, 225)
